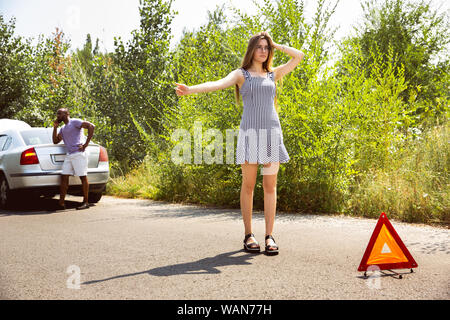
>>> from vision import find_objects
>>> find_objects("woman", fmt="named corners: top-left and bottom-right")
top-left (175, 31), bottom-right (304, 255)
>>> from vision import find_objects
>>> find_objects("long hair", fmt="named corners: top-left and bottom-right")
top-left (235, 31), bottom-right (278, 112)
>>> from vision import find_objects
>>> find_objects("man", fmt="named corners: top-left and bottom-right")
top-left (52, 108), bottom-right (95, 210)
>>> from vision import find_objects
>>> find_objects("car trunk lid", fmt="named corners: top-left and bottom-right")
top-left (34, 144), bottom-right (100, 171)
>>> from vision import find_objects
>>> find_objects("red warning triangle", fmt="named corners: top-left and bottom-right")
top-left (358, 212), bottom-right (418, 271)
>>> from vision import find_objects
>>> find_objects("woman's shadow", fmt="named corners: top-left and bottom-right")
top-left (83, 249), bottom-right (259, 285)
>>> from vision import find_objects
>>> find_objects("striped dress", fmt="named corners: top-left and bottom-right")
top-left (236, 68), bottom-right (290, 165)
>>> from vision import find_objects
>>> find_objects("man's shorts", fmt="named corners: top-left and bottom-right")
top-left (62, 151), bottom-right (88, 177)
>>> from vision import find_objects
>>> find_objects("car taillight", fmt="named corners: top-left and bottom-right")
top-left (20, 147), bottom-right (39, 165)
top-left (99, 146), bottom-right (108, 162)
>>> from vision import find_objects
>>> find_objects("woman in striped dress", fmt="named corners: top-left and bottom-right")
top-left (175, 32), bottom-right (304, 255)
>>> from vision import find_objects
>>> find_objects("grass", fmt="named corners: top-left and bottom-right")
top-left (347, 123), bottom-right (449, 225)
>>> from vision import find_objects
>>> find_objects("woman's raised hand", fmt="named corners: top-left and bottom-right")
top-left (271, 41), bottom-right (282, 51)
top-left (175, 83), bottom-right (190, 96)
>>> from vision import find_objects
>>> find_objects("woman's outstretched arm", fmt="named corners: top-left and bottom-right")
top-left (175, 69), bottom-right (240, 96)
top-left (272, 43), bottom-right (305, 81)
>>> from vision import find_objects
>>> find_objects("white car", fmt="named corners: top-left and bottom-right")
top-left (0, 119), bottom-right (109, 209)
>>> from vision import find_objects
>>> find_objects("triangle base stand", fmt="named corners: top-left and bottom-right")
top-left (364, 268), bottom-right (414, 279)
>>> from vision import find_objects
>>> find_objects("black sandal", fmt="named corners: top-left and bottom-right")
top-left (243, 233), bottom-right (260, 253)
top-left (265, 235), bottom-right (279, 255)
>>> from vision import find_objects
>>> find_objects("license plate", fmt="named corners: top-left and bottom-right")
top-left (54, 154), bottom-right (66, 162)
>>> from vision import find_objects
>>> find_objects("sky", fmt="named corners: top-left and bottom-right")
top-left (1, 0), bottom-right (449, 53)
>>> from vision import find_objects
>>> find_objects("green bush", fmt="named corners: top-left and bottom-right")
top-left (348, 122), bottom-right (449, 224)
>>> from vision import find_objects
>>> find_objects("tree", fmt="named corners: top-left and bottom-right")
top-left (15, 28), bottom-right (74, 126)
top-left (350, 0), bottom-right (450, 115)
top-left (98, 0), bottom-right (177, 167)
top-left (75, 33), bottom-right (97, 76)
top-left (0, 15), bottom-right (31, 118)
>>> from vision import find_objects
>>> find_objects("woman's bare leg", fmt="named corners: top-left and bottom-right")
top-left (240, 160), bottom-right (258, 246)
top-left (262, 162), bottom-right (279, 247)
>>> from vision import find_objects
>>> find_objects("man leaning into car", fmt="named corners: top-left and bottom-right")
top-left (52, 108), bottom-right (95, 210)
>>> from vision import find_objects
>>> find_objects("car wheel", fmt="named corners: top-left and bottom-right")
top-left (88, 192), bottom-right (103, 203)
top-left (0, 174), bottom-right (15, 209)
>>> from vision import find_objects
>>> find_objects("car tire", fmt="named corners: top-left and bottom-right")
top-left (0, 174), bottom-right (16, 209)
top-left (88, 192), bottom-right (103, 203)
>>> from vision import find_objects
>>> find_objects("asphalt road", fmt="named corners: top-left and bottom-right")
top-left (0, 195), bottom-right (449, 300)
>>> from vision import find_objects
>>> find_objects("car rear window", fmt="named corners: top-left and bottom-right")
top-left (20, 128), bottom-right (54, 145)
top-left (0, 135), bottom-right (7, 150)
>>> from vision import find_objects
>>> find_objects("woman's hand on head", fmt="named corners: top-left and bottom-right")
top-left (175, 83), bottom-right (190, 96)
top-left (261, 31), bottom-right (275, 46)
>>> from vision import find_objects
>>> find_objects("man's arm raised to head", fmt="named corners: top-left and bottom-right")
top-left (52, 120), bottom-right (63, 144)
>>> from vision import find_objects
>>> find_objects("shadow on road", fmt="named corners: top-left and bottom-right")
top-left (0, 196), bottom-right (92, 216)
top-left (83, 249), bottom-right (259, 285)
